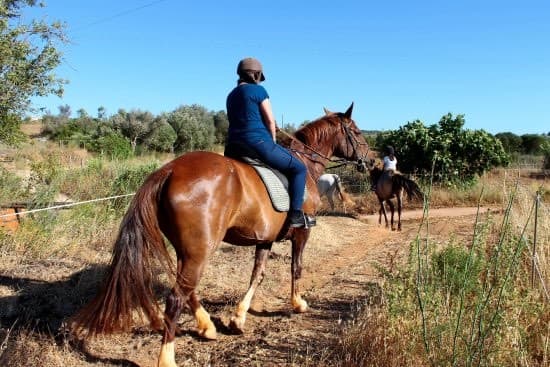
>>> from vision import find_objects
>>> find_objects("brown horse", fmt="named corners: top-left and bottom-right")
top-left (71, 103), bottom-right (370, 367)
top-left (367, 162), bottom-right (423, 231)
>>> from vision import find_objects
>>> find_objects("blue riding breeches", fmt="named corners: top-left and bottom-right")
top-left (248, 139), bottom-right (307, 211)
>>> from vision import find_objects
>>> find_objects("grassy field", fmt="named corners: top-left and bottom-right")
top-left (0, 139), bottom-right (548, 366)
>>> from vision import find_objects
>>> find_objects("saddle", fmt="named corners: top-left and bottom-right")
top-left (224, 142), bottom-right (306, 212)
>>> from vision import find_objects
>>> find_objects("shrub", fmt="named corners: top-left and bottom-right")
top-left (88, 132), bottom-right (133, 160)
top-left (0, 166), bottom-right (27, 203)
top-left (376, 113), bottom-right (510, 183)
top-left (109, 162), bottom-right (159, 211)
top-left (431, 244), bottom-right (483, 297)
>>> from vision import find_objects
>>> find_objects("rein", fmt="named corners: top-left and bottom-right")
top-left (276, 115), bottom-right (369, 169)
top-left (277, 127), bottom-right (339, 164)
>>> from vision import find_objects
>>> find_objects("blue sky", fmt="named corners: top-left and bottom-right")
top-left (27, 0), bottom-right (549, 135)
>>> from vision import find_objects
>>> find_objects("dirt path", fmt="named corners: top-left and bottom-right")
top-left (75, 206), bottom-right (492, 367)
top-left (0, 205), bottom-right (496, 366)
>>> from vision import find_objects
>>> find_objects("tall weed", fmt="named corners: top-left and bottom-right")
top-left (331, 182), bottom-right (549, 367)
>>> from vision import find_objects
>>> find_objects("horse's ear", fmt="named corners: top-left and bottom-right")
top-left (344, 102), bottom-right (354, 119)
top-left (323, 107), bottom-right (332, 115)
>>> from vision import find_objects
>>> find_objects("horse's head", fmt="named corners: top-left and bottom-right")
top-left (364, 156), bottom-right (376, 171)
top-left (322, 102), bottom-right (370, 173)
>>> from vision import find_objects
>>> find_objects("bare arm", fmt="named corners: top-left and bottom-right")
top-left (260, 98), bottom-right (277, 141)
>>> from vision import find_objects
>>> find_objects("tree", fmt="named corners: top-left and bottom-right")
top-left (110, 109), bottom-right (153, 153)
top-left (167, 104), bottom-right (215, 153)
top-left (76, 108), bottom-right (88, 119)
top-left (0, 113), bottom-right (26, 145)
top-left (0, 0), bottom-right (68, 145)
top-left (58, 104), bottom-right (71, 119)
top-left (212, 110), bottom-right (228, 145)
top-left (141, 115), bottom-right (176, 153)
top-left (541, 141), bottom-right (550, 169)
top-left (520, 134), bottom-right (547, 155)
top-left (97, 106), bottom-right (106, 120)
top-left (377, 113), bottom-right (509, 183)
top-left (495, 132), bottom-right (522, 154)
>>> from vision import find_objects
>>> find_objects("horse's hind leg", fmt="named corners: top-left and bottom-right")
top-left (182, 261), bottom-right (217, 340)
top-left (158, 289), bottom-right (184, 367)
top-left (230, 242), bottom-right (272, 333)
top-left (326, 185), bottom-right (336, 211)
top-left (157, 255), bottom-right (216, 367)
top-left (168, 240), bottom-right (217, 340)
top-left (396, 193), bottom-right (403, 231)
top-left (157, 252), bottom-right (217, 366)
top-left (327, 193), bottom-right (336, 212)
top-left (158, 260), bottom-right (185, 367)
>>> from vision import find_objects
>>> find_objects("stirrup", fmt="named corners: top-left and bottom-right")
top-left (289, 210), bottom-right (306, 228)
top-left (305, 215), bottom-right (316, 228)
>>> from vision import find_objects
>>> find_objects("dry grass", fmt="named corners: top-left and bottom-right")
top-left (1, 140), bottom-right (549, 366)
top-left (328, 176), bottom-right (550, 367)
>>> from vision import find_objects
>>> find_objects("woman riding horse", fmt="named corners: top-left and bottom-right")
top-left (225, 57), bottom-right (309, 227)
top-left (71, 76), bottom-right (370, 367)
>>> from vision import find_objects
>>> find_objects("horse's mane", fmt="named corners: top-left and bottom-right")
top-left (294, 113), bottom-right (342, 144)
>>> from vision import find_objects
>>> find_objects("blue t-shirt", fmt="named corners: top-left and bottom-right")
top-left (226, 84), bottom-right (271, 143)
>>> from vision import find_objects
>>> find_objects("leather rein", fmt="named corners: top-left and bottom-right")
top-left (277, 117), bottom-right (369, 169)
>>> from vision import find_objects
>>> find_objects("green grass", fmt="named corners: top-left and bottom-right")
top-left (329, 182), bottom-right (549, 367)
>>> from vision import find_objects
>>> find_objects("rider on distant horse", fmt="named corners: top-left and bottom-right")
top-left (225, 57), bottom-right (309, 228)
top-left (371, 145), bottom-right (398, 191)
top-left (383, 146), bottom-right (397, 173)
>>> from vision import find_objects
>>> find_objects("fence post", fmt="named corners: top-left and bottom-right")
top-left (531, 190), bottom-right (540, 287)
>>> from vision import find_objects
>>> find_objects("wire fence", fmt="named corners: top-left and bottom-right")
top-left (0, 174), bottom-right (547, 301)
top-left (0, 193), bottom-right (135, 219)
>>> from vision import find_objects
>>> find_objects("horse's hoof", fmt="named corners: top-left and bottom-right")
top-left (229, 316), bottom-right (245, 334)
top-left (199, 327), bottom-right (217, 340)
top-left (157, 359), bottom-right (177, 367)
top-left (157, 341), bottom-right (177, 367)
top-left (292, 298), bottom-right (308, 313)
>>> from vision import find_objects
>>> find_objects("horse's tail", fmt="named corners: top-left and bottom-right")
top-left (71, 167), bottom-right (174, 337)
top-left (395, 174), bottom-right (424, 201)
top-left (335, 174), bottom-right (354, 206)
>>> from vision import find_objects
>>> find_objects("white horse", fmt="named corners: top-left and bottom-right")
top-left (317, 173), bottom-right (354, 212)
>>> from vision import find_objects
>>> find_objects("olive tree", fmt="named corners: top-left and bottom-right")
top-left (110, 109), bottom-right (154, 153)
top-left (0, 0), bottom-right (68, 145)
top-left (212, 110), bottom-right (228, 145)
top-left (167, 104), bottom-right (215, 153)
top-left (141, 114), bottom-right (176, 153)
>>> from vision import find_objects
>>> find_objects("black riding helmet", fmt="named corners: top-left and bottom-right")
top-left (237, 57), bottom-right (266, 84)
top-left (386, 146), bottom-right (395, 156)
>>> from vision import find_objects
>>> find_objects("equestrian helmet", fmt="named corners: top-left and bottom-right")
top-left (237, 57), bottom-right (266, 82)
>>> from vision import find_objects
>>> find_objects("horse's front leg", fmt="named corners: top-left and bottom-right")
top-left (379, 199), bottom-right (389, 228)
top-left (230, 242), bottom-right (272, 333)
top-left (388, 200), bottom-right (396, 231)
top-left (291, 229), bottom-right (310, 313)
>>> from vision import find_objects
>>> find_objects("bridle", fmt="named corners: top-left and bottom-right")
top-left (340, 119), bottom-right (370, 170)
top-left (278, 115), bottom-right (369, 170)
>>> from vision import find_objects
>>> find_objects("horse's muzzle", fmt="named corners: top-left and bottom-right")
top-left (356, 159), bottom-right (367, 173)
